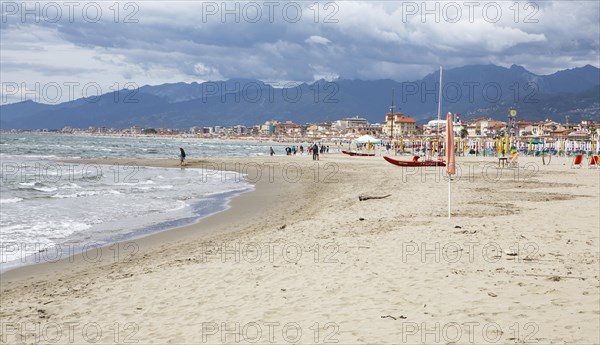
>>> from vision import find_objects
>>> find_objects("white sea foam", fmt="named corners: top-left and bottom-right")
top-left (33, 186), bottom-right (58, 192)
top-left (0, 198), bottom-right (23, 204)
top-left (164, 200), bottom-right (188, 212)
top-left (18, 182), bottom-right (37, 187)
top-left (114, 180), bottom-right (155, 186)
top-left (29, 220), bottom-right (91, 236)
top-left (52, 190), bottom-right (122, 198)
top-left (135, 185), bottom-right (174, 191)
top-left (0, 134), bottom-right (262, 272)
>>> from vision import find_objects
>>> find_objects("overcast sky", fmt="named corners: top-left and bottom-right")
top-left (1, 1), bottom-right (599, 103)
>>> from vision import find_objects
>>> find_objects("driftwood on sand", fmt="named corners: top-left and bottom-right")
top-left (359, 194), bottom-right (391, 201)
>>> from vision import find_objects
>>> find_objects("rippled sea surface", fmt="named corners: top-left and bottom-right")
top-left (0, 133), bottom-right (287, 271)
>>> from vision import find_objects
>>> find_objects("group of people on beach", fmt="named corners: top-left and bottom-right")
top-left (284, 145), bottom-right (303, 155)
top-left (270, 143), bottom-right (329, 160)
top-left (179, 143), bottom-right (332, 166)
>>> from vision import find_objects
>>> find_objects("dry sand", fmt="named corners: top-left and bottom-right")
top-left (1, 154), bottom-right (599, 344)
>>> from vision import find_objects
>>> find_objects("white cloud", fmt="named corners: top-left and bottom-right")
top-left (309, 64), bottom-right (339, 81)
top-left (305, 35), bottom-right (331, 45)
top-left (193, 63), bottom-right (221, 79)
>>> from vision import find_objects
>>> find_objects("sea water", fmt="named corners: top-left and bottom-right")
top-left (0, 133), bottom-right (284, 272)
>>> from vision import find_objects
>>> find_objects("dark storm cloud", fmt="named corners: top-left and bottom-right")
top-left (1, 0), bottom-right (598, 92)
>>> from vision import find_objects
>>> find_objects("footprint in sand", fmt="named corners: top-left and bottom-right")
top-left (551, 298), bottom-right (571, 306)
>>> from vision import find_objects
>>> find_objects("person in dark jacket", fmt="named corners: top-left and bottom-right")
top-left (179, 147), bottom-right (186, 166)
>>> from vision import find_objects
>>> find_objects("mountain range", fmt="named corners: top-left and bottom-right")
top-left (2, 64), bottom-right (599, 130)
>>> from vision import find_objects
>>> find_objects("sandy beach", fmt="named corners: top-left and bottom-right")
top-left (1, 154), bottom-right (598, 344)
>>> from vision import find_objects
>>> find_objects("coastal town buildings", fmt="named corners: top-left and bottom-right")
top-left (24, 115), bottom-right (600, 143)
top-left (382, 112), bottom-right (417, 138)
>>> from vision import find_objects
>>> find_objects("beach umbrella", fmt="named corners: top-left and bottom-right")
top-left (354, 134), bottom-right (380, 144)
top-left (445, 112), bottom-right (456, 218)
top-left (504, 136), bottom-right (510, 155)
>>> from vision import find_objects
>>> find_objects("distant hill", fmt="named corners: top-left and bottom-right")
top-left (2, 64), bottom-right (599, 129)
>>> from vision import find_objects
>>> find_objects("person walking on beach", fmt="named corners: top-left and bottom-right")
top-left (269, 147), bottom-right (275, 156)
top-left (312, 143), bottom-right (319, 161)
top-left (179, 147), bottom-right (186, 166)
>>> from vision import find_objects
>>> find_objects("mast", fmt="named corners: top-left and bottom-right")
top-left (390, 89), bottom-right (395, 154)
top-left (390, 89), bottom-right (395, 139)
top-left (437, 66), bottom-right (443, 156)
top-left (437, 66), bottom-right (442, 124)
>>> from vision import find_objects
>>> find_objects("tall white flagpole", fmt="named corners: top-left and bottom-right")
top-left (448, 173), bottom-right (451, 218)
top-left (437, 66), bottom-right (442, 157)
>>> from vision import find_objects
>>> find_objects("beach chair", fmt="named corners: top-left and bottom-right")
top-left (571, 154), bottom-right (584, 168)
top-left (508, 153), bottom-right (519, 168)
top-left (589, 155), bottom-right (599, 169)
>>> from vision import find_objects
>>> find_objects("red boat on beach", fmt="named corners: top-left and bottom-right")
top-left (342, 150), bottom-right (375, 157)
top-left (383, 155), bottom-right (446, 167)
top-left (382, 68), bottom-right (448, 168)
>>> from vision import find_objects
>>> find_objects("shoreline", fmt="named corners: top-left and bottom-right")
top-left (0, 157), bottom-right (285, 282)
top-left (0, 131), bottom-right (355, 145)
top-left (0, 185), bottom-right (254, 275)
top-left (1, 154), bottom-right (598, 344)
